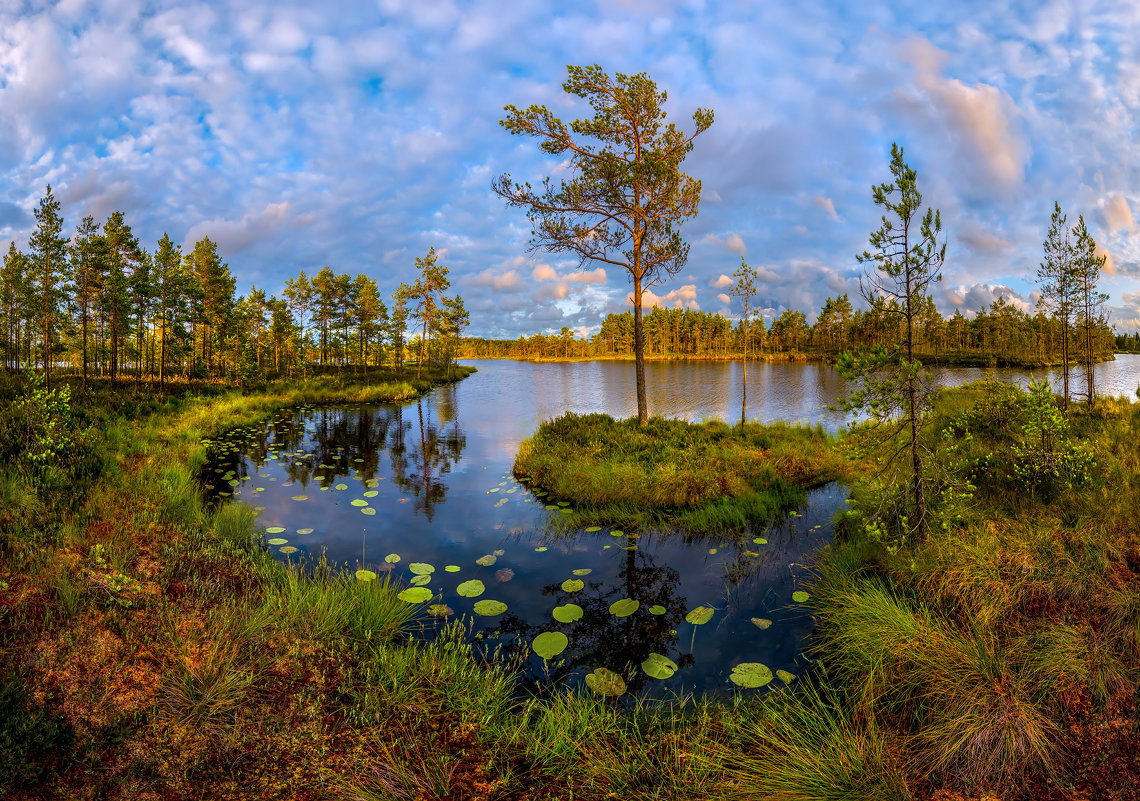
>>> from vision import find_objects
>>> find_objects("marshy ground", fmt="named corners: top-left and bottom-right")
top-left (2, 369), bottom-right (1139, 800)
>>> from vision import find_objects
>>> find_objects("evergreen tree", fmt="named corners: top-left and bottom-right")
top-left (407, 247), bottom-right (450, 378)
top-left (71, 216), bottom-right (104, 390)
top-left (1037, 202), bottom-right (1079, 408)
top-left (839, 143), bottom-right (945, 540)
top-left (28, 186), bottom-right (69, 387)
top-left (729, 258), bottom-right (758, 429)
top-left (494, 64), bottom-right (714, 426)
top-left (153, 233), bottom-right (185, 388)
top-left (1072, 216), bottom-right (1108, 406)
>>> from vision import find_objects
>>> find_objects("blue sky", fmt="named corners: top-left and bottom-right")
top-left (3, 0), bottom-right (1140, 336)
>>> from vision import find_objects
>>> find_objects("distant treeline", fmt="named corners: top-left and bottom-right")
top-left (1, 187), bottom-right (467, 389)
top-left (459, 293), bottom-right (1117, 366)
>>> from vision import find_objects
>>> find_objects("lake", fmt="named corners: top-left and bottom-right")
top-left (202, 355), bottom-right (1140, 697)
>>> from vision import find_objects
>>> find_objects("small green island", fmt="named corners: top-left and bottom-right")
top-left (515, 412), bottom-right (850, 532)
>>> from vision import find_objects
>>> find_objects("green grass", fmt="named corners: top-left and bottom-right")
top-left (514, 412), bottom-right (850, 533)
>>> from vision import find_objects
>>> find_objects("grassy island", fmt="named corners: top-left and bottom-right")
top-left (513, 413), bottom-right (851, 533)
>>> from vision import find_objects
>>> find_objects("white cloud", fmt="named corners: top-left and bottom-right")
top-left (184, 201), bottom-right (292, 255)
top-left (710, 274), bottom-right (733, 289)
top-left (812, 195), bottom-right (838, 221)
top-left (895, 35), bottom-right (1029, 193)
top-left (1102, 194), bottom-right (1135, 233)
top-left (633, 284), bottom-right (699, 310)
top-left (716, 292), bottom-right (731, 304)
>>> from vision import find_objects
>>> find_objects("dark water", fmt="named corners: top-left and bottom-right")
top-left (203, 355), bottom-right (1140, 697)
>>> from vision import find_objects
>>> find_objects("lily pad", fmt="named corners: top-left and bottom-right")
top-left (532, 631), bottom-right (569, 660)
top-left (609, 598), bottom-right (640, 617)
top-left (752, 537), bottom-right (768, 545)
top-left (552, 603), bottom-right (583, 623)
top-left (456, 580), bottom-right (485, 597)
top-left (561, 579), bottom-right (585, 593)
top-left (776, 669), bottom-right (796, 684)
top-left (427, 604), bottom-right (453, 617)
top-left (296, 528), bottom-right (314, 535)
top-left (266, 526), bottom-right (286, 534)
top-left (792, 591), bottom-right (810, 603)
top-left (267, 537), bottom-right (289, 546)
top-left (585, 667), bottom-right (626, 697)
top-left (495, 568), bottom-right (515, 582)
top-left (648, 605), bottom-right (666, 616)
top-left (384, 554), bottom-right (401, 564)
top-left (493, 549), bottom-right (505, 556)
top-left (473, 599), bottom-right (507, 616)
top-left (364, 490), bottom-right (378, 497)
top-left (444, 565), bottom-right (461, 573)
top-left (334, 483), bottom-right (348, 490)
top-left (409, 574), bottom-right (432, 586)
top-left (610, 530), bottom-right (625, 537)
top-left (751, 618), bottom-right (773, 630)
top-left (279, 546), bottom-right (298, 555)
top-left (398, 587), bottom-right (433, 603)
top-left (350, 499), bottom-right (368, 507)
top-left (475, 554), bottom-right (497, 566)
top-left (572, 568), bottom-right (592, 576)
top-left (584, 526), bottom-right (602, 532)
top-left (729, 662), bottom-right (773, 688)
top-left (356, 569), bottom-right (378, 582)
top-left (361, 507), bottom-right (376, 515)
top-left (534, 546), bottom-right (548, 552)
top-left (641, 652), bottom-right (678, 680)
top-left (685, 606), bottom-right (714, 625)
top-left (409, 563), bottom-right (435, 575)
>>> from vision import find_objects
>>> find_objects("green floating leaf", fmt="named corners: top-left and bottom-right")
top-left (473, 599), bottom-right (507, 616)
top-left (267, 537), bottom-right (288, 546)
top-left (729, 662), bottom-right (773, 689)
top-left (572, 568), bottom-right (592, 576)
top-left (398, 587), bottom-right (433, 603)
top-left (334, 483), bottom-right (348, 490)
top-left (456, 579), bottom-right (485, 597)
top-left (350, 499), bottom-right (368, 507)
top-left (475, 554), bottom-right (497, 566)
top-left (409, 574), bottom-right (431, 586)
top-left (751, 618), bottom-right (773, 630)
top-left (609, 598), bottom-right (640, 617)
top-left (279, 546), bottom-right (298, 555)
top-left (648, 605), bottom-right (666, 616)
top-left (776, 669), bottom-right (796, 684)
top-left (532, 631), bottom-right (569, 660)
top-left (585, 667), bottom-right (626, 697)
top-left (584, 526), bottom-right (602, 532)
top-left (356, 569), bottom-right (378, 582)
top-left (296, 528), bottom-right (314, 535)
top-left (361, 507), bottom-right (376, 515)
top-left (364, 490), bottom-right (379, 498)
top-left (610, 530), bottom-right (625, 537)
top-left (561, 579), bottom-right (584, 593)
top-left (685, 606), bottom-right (714, 625)
top-left (444, 565), bottom-right (461, 573)
top-left (428, 604), bottom-right (453, 617)
top-left (266, 526), bottom-right (286, 534)
top-left (552, 603), bottom-right (583, 623)
top-left (534, 546), bottom-right (548, 552)
top-left (365, 479), bottom-right (379, 488)
top-left (291, 494), bottom-right (309, 502)
top-left (752, 537), bottom-right (768, 545)
top-left (792, 591), bottom-right (810, 603)
top-left (385, 554), bottom-right (401, 564)
top-left (545, 505), bottom-right (559, 511)
top-left (409, 563), bottom-right (435, 575)
top-left (493, 549), bottom-right (505, 557)
top-left (641, 653), bottom-right (678, 680)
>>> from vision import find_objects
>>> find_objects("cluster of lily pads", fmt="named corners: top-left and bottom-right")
top-left (352, 546), bottom-right (810, 696)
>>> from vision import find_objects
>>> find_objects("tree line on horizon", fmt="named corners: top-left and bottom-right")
top-left (456, 291), bottom-right (1116, 367)
top-left (0, 187), bottom-right (468, 390)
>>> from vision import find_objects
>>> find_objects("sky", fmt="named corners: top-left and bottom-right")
top-left (3, 0), bottom-right (1140, 337)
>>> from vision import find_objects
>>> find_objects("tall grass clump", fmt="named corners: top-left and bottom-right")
top-left (717, 679), bottom-right (910, 801)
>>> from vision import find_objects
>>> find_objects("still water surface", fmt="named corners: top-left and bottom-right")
top-left (205, 356), bottom-right (1140, 697)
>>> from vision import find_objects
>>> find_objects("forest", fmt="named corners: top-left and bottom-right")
top-left (459, 295), bottom-right (1119, 366)
top-left (0, 188), bottom-right (469, 388)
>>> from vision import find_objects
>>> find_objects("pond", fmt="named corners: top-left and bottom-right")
top-left (202, 355), bottom-right (1140, 698)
